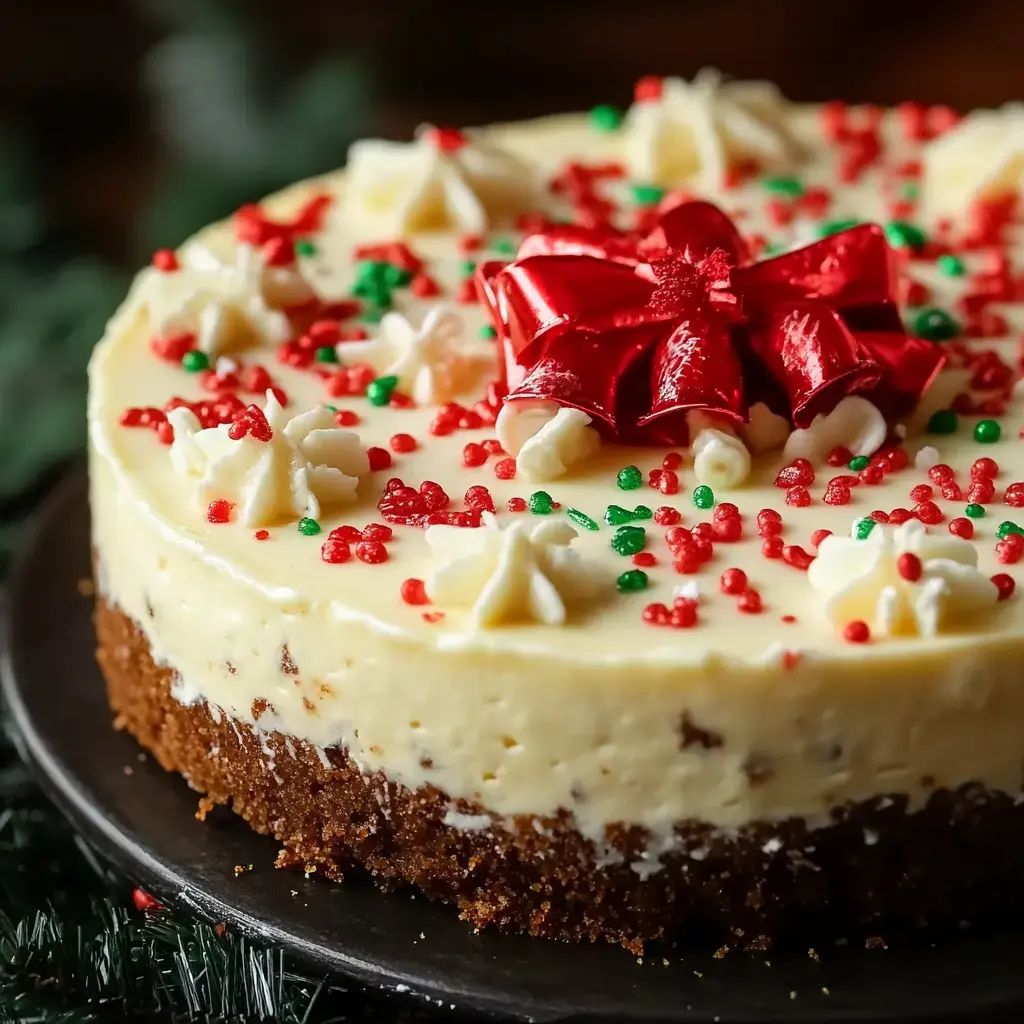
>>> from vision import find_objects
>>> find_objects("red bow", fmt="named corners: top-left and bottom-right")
top-left (475, 201), bottom-right (944, 445)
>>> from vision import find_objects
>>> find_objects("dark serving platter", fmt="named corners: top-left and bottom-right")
top-left (3, 469), bottom-right (1024, 1023)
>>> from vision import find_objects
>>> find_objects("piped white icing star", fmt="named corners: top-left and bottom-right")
top-left (132, 242), bottom-right (314, 358)
top-left (344, 125), bottom-right (542, 235)
top-left (808, 519), bottom-right (999, 638)
top-left (340, 306), bottom-right (494, 406)
top-left (782, 396), bottom-right (887, 463)
top-left (623, 69), bottom-right (802, 190)
top-left (169, 390), bottom-right (368, 527)
top-left (425, 513), bottom-right (609, 627)
top-left (922, 104), bottom-right (1024, 220)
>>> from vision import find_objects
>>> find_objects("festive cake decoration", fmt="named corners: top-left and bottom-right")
top-left (339, 305), bottom-right (494, 406)
top-left (782, 396), bottom-right (887, 463)
top-left (478, 200), bottom-right (944, 448)
top-left (133, 242), bottom-right (315, 359)
top-left (808, 519), bottom-right (1000, 638)
top-left (495, 402), bottom-right (601, 482)
top-left (168, 390), bottom-right (368, 527)
top-left (344, 126), bottom-right (543, 235)
top-left (622, 69), bottom-right (802, 190)
top-left (424, 512), bottom-right (608, 627)
top-left (922, 103), bottom-right (1024, 220)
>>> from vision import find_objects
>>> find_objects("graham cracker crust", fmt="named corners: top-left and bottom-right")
top-left (95, 597), bottom-right (1024, 952)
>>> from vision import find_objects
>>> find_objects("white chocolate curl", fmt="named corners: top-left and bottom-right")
top-left (782, 396), bottom-right (886, 464)
top-left (496, 401), bottom-right (601, 482)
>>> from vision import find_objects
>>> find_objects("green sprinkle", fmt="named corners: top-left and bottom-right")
top-left (460, 260), bottom-right (478, 277)
top-left (927, 409), bottom-right (958, 434)
top-left (616, 569), bottom-right (649, 593)
top-left (383, 263), bottom-right (412, 287)
top-left (367, 375), bottom-right (398, 406)
top-left (604, 504), bottom-right (634, 525)
top-left (589, 103), bottom-right (624, 132)
top-left (297, 517), bottom-right (321, 537)
top-left (761, 175), bottom-right (804, 198)
top-left (616, 465), bottom-right (643, 491)
top-left (611, 525), bottom-right (646, 556)
top-left (854, 517), bottom-right (876, 540)
top-left (937, 253), bottom-right (966, 277)
top-left (566, 508), bottom-right (599, 531)
top-left (965, 503), bottom-right (986, 519)
top-left (819, 218), bottom-right (860, 238)
top-left (997, 521), bottom-right (1024, 540)
top-left (884, 221), bottom-right (927, 251)
top-left (315, 346), bottom-right (338, 363)
top-left (478, 325), bottom-right (498, 340)
top-left (528, 490), bottom-right (553, 514)
top-left (490, 237), bottom-right (517, 256)
top-left (761, 242), bottom-right (784, 256)
top-left (360, 304), bottom-right (388, 323)
top-left (974, 419), bottom-right (1001, 444)
top-left (900, 182), bottom-right (920, 201)
top-left (355, 259), bottom-right (387, 280)
top-left (912, 307), bottom-right (960, 342)
top-left (848, 455), bottom-right (870, 472)
top-left (631, 505), bottom-right (653, 520)
top-left (692, 485), bottom-right (714, 510)
top-left (294, 239), bottom-right (317, 257)
top-left (181, 350), bottom-right (209, 373)
top-left (631, 183), bottom-right (665, 207)
top-left (326, 405), bottom-right (338, 412)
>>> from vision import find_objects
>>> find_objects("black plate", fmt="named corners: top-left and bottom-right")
top-left (3, 469), bottom-right (1024, 1024)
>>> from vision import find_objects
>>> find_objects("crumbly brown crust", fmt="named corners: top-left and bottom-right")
top-left (96, 597), bottom-right (1024, 952)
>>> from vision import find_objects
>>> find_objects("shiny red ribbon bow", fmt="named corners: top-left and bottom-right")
top-left (475, 201), bottom-right (944, 445)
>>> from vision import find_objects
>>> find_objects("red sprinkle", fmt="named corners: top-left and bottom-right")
top-left (889, 507), bottom-right (914, 524)
top-left (782, 545), bottom-right (815, 571)
top-left (756, 508), bottom-right (783, 535)
top-left (869, 510), bottom-right (890, 523)
top-left (1004, 482), bottom-right (1024, 508)
top-left (712, 502), bottom-right (739, 520)
top-left (843, 620), bottom-right (871, 644)
top-left (949, 517), bottom-right (974, 539)
top-left (811, 529), bottom-right (833, 549)
top-left (464, 485), bottom-right (496, 513)
top-left (632, 552), bottom-right (657, 568)
top-left (657, 469), bottom-right (679, 495)
top-left (996, 537), bottom-right (1024, 564)
top-left (654, 506), bottom-right (681, 526)
top-left (992, 573), bottom-right (1016, 600)
top-left (401, 578), bottom-right (429, 605)
top-left (928, 464), bottom-right (955, 484)
top-left (762, 535), bottom-right (785, 559)
top-left (785, 485), bottom-right (811, 507)
top-left (826, 445), bottom-right (853, 467)
top-left (356, 540), bottom-right (388, 564)
top-left (897, 552), bottom-right (923, 581)
top-left (720, 568), bottom-right (748, 595)
top-left (775, 459), bottom-right (814, 488)
top-left (971, 457), bottom-right (999, 480)
top-left (206, 499), bottom-right (232, 524)
top-left (361, 523), bottom-right (393, 543)
top-left (712, 516), bottom-right (742, 542)
top-left (321, 539), bottom-right (352, 564)
top-left (462, 442), bottom-right (488, 467)
top-left (152, 248), bottom-right (179, 272)
top-left (389, 433), bottom-right (417, 453)
top-left (494, 457), bottom-right (517, 480)
top-left (967, 479), bottom-right (996, 504)
top-left (334, 409), bottom-right (359, 427)
top-left (909, 484), bottom-right (934, 503)
top-left (858, 464), bottom-right (884, 486)
top-left (367, 447), bottom-right (393, 471)
top-left (410, 273), bottom-right (440, 298)
top-left (254, 529), bottom-right (270, 541)
top-left (737, 589), bottom-right (763, 614)
top-left (913, 500), bottom-right (944, 525)
top-left (662, 452), bottom-right (684, 470)
top-left (508, 497), bottom-right (527, 512)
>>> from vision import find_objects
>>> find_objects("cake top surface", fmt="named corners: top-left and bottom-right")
top-left (90, 74), bottom-right (1024, 674)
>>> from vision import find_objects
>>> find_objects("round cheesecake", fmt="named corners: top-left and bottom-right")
top-left (90, 74), bottom-right (1024, 950)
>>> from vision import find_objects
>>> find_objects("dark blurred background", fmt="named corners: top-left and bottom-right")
top-left (0, 0), bottom-right (1022, 551)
